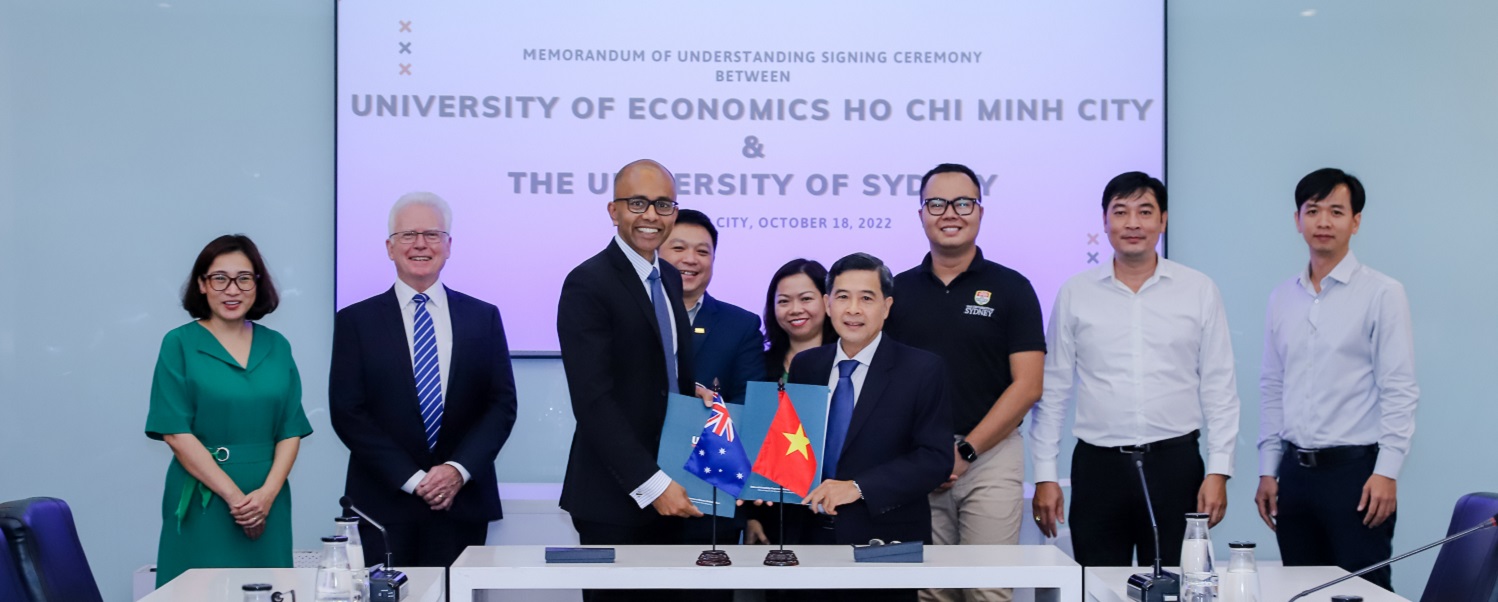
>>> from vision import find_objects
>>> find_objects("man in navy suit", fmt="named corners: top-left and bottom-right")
top-left (330, 192), bottom-right (518, 568)
top-left (659, 209), bottom-right (763, 405)
top-left (558, 160), bottom-right (704, 602)
top-left (792, 252), bottom-right (953, 602)
top-left (659, 209), bottom-right (763, 574)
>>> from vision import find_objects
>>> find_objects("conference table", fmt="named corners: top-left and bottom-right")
top-left (1085, 566), bottom-right (1411, 602)
top-left (451, 544), bottom-right (1081, 601)
top-left (139, 566), bottom-right (447, 601)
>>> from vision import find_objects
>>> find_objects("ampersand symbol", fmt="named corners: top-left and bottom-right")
top-left (742, 136), bottom-right (765, 159)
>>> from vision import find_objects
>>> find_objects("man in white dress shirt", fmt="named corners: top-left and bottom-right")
top-left (1254, 168), bottom-right (1417, 591)
top-left (1030, 172), bottom-right (1240, 568)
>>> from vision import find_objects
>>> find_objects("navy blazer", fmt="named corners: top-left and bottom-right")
top-left (690, 293), bottom-right (764, 405)
top-left (788, 336), bottom-right (953, 545)
top-left (329, 286), bottom-right (518, 524)
top-left (558, 241), bottom-right (697, 525)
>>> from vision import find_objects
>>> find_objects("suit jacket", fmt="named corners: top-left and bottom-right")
top-left (558, 241), bottom-right (696, 525)
top-left (788, 337), bottom-right (952, 544)
top-left (329, 286), bottom-right (518, 524)
top-left (690, 293), bottom-right (764, 405)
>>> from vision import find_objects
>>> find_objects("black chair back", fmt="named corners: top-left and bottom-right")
top-left (0, 497), bottom-right (104, 602)
top-left (0, 527), bottom-right (30, 602)
top-left (1421, 491), bottom-right (1498, 602)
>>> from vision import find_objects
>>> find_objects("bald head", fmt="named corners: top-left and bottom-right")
top-left (614, 159), bottom-right (676, 191)
top-left (609, 159), bottom-right (679, 261)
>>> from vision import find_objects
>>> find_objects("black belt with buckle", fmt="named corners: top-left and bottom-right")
top-left (1286, 442), bottom-right (1377, 468)
top-left (1085, 430), bottom-right (1200, 454)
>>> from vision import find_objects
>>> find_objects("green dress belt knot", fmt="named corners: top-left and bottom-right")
top-left (174, 442), bottom-right (278, 533)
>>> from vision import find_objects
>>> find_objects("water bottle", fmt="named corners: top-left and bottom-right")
top-left (243, 583), bottom-right (274, 602)
top-left (334, 516), bottom-right (369, 601)
top-left (1219, 541), bottom-right (1261, 602)
top-left (314, 535), bottom-right (358, 602)
top-left (1180, 513), bottom-right (1217, 602)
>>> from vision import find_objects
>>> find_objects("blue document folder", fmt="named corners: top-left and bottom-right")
top-left (736, 381), bottom-right (830, 505)
top-left (656, 393), bottom-right (740, 518)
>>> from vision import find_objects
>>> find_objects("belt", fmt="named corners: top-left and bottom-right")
top-left (175, 442), bottom-right (277, 533)
top-left (1284, 442), bottom-right (1376, 469)
top-left (1084, 430), bottom-right (1199, 454)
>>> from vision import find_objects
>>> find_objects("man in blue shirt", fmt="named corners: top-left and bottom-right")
top-left (1255, 168), bottom-right (1419, 591)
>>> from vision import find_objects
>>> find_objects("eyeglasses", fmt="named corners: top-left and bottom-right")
top-left (923, 197), bottom-right (981, 216)
top-left (613, 197), bottom-right (679, 215)
top-left (203, 272), bottom-right (257, 292)
top-left (389, 230), bottom-right (449, 245)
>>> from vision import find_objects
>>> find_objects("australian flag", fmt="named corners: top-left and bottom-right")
top-left (683, 394), bottom-right (752, 498)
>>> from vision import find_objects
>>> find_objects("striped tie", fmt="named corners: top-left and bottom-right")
top-left (412, 293), bottom-right (443, 450)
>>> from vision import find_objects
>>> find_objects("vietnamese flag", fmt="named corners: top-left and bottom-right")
top-left (750, 389), bottom-right (818, 497)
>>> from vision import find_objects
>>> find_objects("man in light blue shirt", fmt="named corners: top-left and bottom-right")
top-left (1255, 168), bottom-right (1419, 591)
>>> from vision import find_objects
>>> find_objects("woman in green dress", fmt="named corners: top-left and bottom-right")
top-left (145, 234), bottom-right (313, 586)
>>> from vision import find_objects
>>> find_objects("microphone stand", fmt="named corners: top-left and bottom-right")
top-left (341, 497), bottom-right (407, 601)
top-left (1288, 515), bottom-right (1498, 601)
top-left (1125, 451), bottom-right (1179, 602)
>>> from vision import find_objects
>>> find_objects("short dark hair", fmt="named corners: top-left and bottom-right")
top-left (1101, 171), bottom-right (1167, 213)
top-left (763, 258), bottom-right (837, 363)
top-left (673, 208), bottom-right (718, 249)
top-left (826, 252), bottom-right (895, 298)
top-left (919, 163), bottom-right (984, 202)
top-left (1295, 167), bottom-right (1365, 214)
top-left (181, 234), bottom-right (279, 321)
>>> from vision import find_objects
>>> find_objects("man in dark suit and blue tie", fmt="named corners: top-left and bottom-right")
top-left (329, 192), bottom-right (518, 568)
top-left (557, 160), bottom-right (704, 602)
top-left (792, 252), bottom-right (954, 602)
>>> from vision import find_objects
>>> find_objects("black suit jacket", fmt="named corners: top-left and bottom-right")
top-left (788, 337), bottom-right (953, 544)
top-left (690, 293), bottom-right (764, 405)
top-left (329, 286), bottom-right (518, 524)
top-left (558, 241), bottom-right (696, 525)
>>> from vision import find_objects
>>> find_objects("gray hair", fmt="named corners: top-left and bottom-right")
top-left (826, 252), bottom-right (895, 298)
top-left (388, 191), bottom-right (453, 234)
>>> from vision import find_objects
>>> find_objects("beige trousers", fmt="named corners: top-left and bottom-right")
top-left (920, 430), bottom-right (1025, 602)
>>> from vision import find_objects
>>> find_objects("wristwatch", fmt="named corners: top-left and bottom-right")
top-left (956, 439), bottom-right (978, 463)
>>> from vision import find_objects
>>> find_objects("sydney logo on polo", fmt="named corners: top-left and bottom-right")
top-left (974, 290), bottom-right (992, 306)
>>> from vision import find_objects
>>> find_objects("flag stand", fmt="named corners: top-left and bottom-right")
top-left (763, 485), bottom-right (799, 566)
top-left (696, 488), bottom-right (732, 566)
top-left (762, 379), bottom-right (799, 567)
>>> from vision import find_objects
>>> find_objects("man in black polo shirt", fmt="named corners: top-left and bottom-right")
top-left (886, 163), bottom-right (1046, 602)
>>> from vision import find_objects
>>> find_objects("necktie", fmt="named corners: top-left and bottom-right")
top-left (412, 293), bottom-right (443, 450)
top-left (647, 267), bottom-right (679, 394)
top-left (822, 359), bottom-right (859, 480)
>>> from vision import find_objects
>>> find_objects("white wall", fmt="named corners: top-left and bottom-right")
top-left (1, 2), bottom-right (1495, 600)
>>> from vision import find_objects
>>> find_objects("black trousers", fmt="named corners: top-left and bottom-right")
top-left (573, 515), bottom-right (689, 602)
top-left (356, 513), bottom-right (487, 569)
top-left (1275, 446), bottom-right (1395, 591)
top-left (1069, 434), bottom-right (1204, 568)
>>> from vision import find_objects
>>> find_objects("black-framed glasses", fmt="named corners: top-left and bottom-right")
top-left (613, 197), bottom-right (678, 215)
top-left (923, 197), bottom-right (981, 216)
top-left (203, 272), bottom-right (257, 292)
top-left (389, 230), bottom-right (449, 245)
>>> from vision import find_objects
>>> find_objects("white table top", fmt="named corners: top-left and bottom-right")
top-left (1085, 566), bottom-right (1411, 602)
top-left (140, 567), bottom-right (447, 602)
top-left (451, 544), bottom-right (1079, 590)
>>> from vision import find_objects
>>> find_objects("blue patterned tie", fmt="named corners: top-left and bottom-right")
top-left (647, 267), bottom-right (679, 394)
top-left (412, 293), bottom-right (443, 450)
top-left (822, 359), bottom-right (859, 480)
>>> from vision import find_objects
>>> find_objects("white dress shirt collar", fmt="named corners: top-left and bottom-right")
top-left (393, 278), bottom-right (448, 308)
top-left (835, 331), bottom-right (883, 368)
top-left (1098, 255), bottom-right (1177, 291)
top-left (1297, 251), bottom-right (1361, 295)
top-left (613, 233), bottom-right (660, 279)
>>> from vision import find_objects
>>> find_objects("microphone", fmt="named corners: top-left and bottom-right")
top-left (1125, 451), bottom-right (1180, 602)
top-left (340, 496), bottom-right (408, 602)
top-left (1288, 512), bottom-right (1498, 602)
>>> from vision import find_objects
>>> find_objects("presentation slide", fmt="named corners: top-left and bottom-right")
top-left (336, 1), bottom-right (1164, 353)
